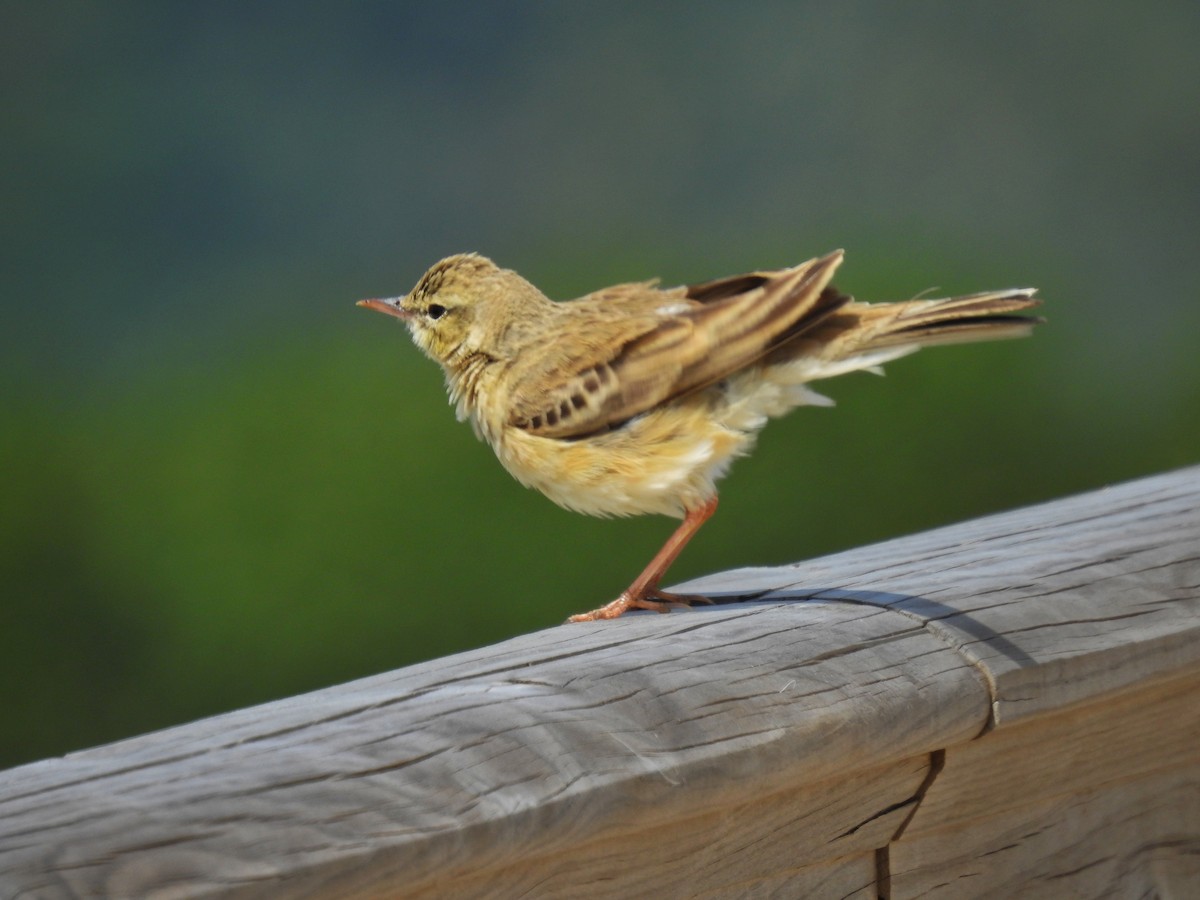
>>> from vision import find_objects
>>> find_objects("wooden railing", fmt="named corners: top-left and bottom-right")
top-left (2, 467), bottom-right (1198, 898)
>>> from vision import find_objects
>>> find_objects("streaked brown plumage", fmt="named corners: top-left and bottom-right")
top-left (358, 250), bottom-right (1042, 621)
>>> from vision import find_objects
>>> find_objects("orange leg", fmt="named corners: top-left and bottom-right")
top-left (567, 496), bottom-right (719, 622)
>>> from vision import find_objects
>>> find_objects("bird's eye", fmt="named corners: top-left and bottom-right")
top-left (427, 304), bottom-right (447, 320)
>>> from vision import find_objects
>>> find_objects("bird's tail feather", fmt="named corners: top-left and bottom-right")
top-left (724, 285), bottom-right (1043, 428)
top-left (861, 289), bottom-right (1044, 351)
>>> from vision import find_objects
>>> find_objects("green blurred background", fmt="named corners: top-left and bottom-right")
top-left (2, 3), bottom-right (1197, 768)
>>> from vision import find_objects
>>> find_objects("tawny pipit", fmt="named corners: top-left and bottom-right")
top-left (359, 251), bottom-right (1042, 622)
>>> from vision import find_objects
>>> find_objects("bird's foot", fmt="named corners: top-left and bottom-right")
top-left (566, 588), bottom-right (713, 623)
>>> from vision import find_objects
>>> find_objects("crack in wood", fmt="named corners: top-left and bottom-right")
top-left (868, 748), bottom-right (950, 900)
top-left (890, 749), bottom-right (946, 842)
top-left (875, 845), bottom-right (891, 900)
top-left (844, 746), bottom-right (950, 900)
top-left (846, 747), bottom-right (950, 899)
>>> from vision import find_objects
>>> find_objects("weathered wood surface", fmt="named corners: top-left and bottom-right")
top-left (890, 669), bottom-right (1200, 898)
top-left (0, 466), bottom-right (1197, 898)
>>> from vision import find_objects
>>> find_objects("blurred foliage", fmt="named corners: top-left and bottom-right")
top-left (2, 3), bottom-right (1198, 768)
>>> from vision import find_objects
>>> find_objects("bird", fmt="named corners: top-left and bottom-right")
top-left (357, 250), bottom-right (1042, 622)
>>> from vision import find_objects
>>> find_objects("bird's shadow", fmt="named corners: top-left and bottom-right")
top-left (695, 586), bottom-right (1037, 670)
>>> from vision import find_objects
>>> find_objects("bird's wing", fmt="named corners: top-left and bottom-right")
top-left (506, 250), bottom-right (848, 439)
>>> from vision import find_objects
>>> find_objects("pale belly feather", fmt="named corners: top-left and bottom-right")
top-left (466, 356), bottom-right (866, 519)
top-left (489, 400), bottom-right (750, 519)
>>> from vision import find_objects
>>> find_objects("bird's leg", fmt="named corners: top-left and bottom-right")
top-left (567, 497), bottom-right (719, 622)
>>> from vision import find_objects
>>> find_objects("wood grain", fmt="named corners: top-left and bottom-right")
top-left (0, 466), bottom-right (1197, 898)
top-left (902, 668), bottom-right (1200, 834)
top-left (891, 762), bottom-right (1199, 898)
top-left (677, 465), bottom-right (1200, 725)
top-left (0, 603), bottom-right (988, 898)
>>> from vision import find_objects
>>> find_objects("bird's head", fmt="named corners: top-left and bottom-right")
top-left (358, 253), bottom-right (512, 365)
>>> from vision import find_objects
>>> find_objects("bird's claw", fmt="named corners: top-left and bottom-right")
top-left (566, 587), bottom-right (713, 623)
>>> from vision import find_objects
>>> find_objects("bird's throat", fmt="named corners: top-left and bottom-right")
top-left (444, 349), bottom-right (498, 432)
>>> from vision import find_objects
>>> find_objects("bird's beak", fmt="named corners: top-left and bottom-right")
top-left (356, 297), bottom-right (412, 320)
